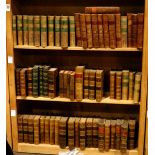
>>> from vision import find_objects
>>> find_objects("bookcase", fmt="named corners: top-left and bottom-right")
top-left (6, 0), bottom-right (148, 154)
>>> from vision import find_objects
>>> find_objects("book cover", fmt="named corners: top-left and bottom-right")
top-left (122, 70), bottom-right (129, 100)
top-left (40, 116), bottom-right (45, 143)
top-left (41, 16), bottom-right (47, 48)
top-left (59, 70), bottom-right (65, 98)
top-left (55, 16), bottom-right (61, 47)
top-left (115, 119), bottom-right (122, 150)
top-left (27, 67), bottom-right (33, 96)
top-left (115, 71), bottom-right (122, 100)
top-left (16, 68), bottom-right (21, 96)
top-left (131, 14), bottom-right (137, 48)
top-left (121, 16), bottom-right (127, 47)
top-left (43, 66), bottom-right (50, 97)
top-left (110, 120), bottom-right (116, 149)
top-left (50, 116), bottom-right (55, 145)
top-left (23, 15), bottom-right (28, 45)
top-left (69, 16), bottom-right (76, 47)
top-left (110, 71), bottom-right (115, 99)
top-left (55, 116), bottom-right (61, 145)
top-left (92, 118), bottom-right (99, 148)
top-left (63, 71), bottom-right (69, 98)
top-left (28, 16), bottom-right (34, 46)
top-left (89, 69), bottom-right (96, 100)
top-left (34, 115), bottom-right (40, 144)
top-left (70, 71), bottom-right (75, 101)
top-left (39, 66), bottom-right (43, 96)
top-left (28, 115), bottom-right (34, 144)
top-left (86, 118), bottom-right (93, 147)
top-left (12, 15), bottom-right (17, 46)
top-left (75, 117), bottom-right (81, 147)
top-left (17, 115), bottom-right (23, 143)
top-left (17, 15), bottom-right (23, 45)
top-left (20, 68), bottom-right (27, 98)
top-left (45, 116), bottom-right (50, 144)
top-left (105, 120), bottom-right (110, 151)
top-left (23, 115), bottom-right (29, 143)
top-left (48, 16), bottom-right (54, 46)
top-left (129, 72), bottom-right (135, 100)
top-left (34, 16), bottom-right (41, 47)
top-left (84, 69), bottom-right (90, 99)
top-left (127, 13), bottom-right (132, 47)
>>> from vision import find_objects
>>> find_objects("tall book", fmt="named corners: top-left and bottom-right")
top-left (98, 119), bottom-right (105, 152)
top-left (17, 15), bottom-right (23, 45)
top-left (70, 71), bottom-right (75, 101)
top-left (84, 69), bottom-right (90, 99)
top-left (61, 16), bottom-right (68, 49)
top-left (115, 71), bottom-right (122, 100)
top-left (89, 70), bottom-right (96, 100)
top-left (80, 14), bottom-right (87, 49)
top-left (121, 16), bottom-right (127, 47)
top-left (92, 118), bottom-right (99, 148)
top-left (48, 16), bottom-right (54, 46)
top-left (28, 16), bottom-right (34, 46)
top-left (12, 15), bottom-right (17, 46)
top-left (115, 119), bottom-right (121, 150)
top-left (110, 71), bottom-right (115, 99)
top-left (131, 14), bottom-right (137, 48)
top-left (137, 13), bottom-right (144, 49)
top-left (115, 14), bottom-right (122, 48)
top-left (43, 66), bottom-right (50, 97)
top-left (122, 70), bottom-right (129, 100)
top-left (91, 14), bottom-right (99, 48)
top-left (16, 68), bottom-right (21, 96)
top-left (23, 115), bottom-right (29, 143)
top-left (17, 115), bottom-right (23, 143)
top-left (105, 120), bottom-right (110, 151)
top-left (41, 16), bottom-right (47, 48)
top-left (127, 13), bottom-right (132, 47)
top-left (108, 14), bottom-right (116, 49)
top-left (40, 116), bottom-right (45, 143)
top-left (75, 66), bottom-right (85, 102)
top-left (55, 16), bottom-right (61, 47)
top-left (128, 72), bottom-right (135, 100)
top-left (69, 16), bottom-right (76, 47)
top-left (103, 14), bottom-right (109, 48)
top-left (85, 14), bottom-right (93, 48)
top-left (75, 117), bottom-right (81, 147)
top-left (34, 16), bottom-right (41, 47)
top-left (55, 116), bottom-right (61, 145)
top-left (96, 70), bottom-right (104, 102)
top-left (28, 115), bottom-right (34, 144)
top-left (97, 14), bottom-right (104, 48)
top-left (86, 118), bottom-right (93, 147)
top-left (48, 68), bottom-right (58, 98)
top-left (63, 71), bottom-right (69, 98)
top-left (110, 120), bottom-right (116, 149)
top-left (133, 72), bottom-right (142, 103)
top-left (20, 68), bottom-right (27, 98)
top-left (23, 15), bottom-right (28, 45)
top-left (50, 116), bottom-right (55, 145)
top-left (75, 13), bottom-right (82, 46)
top-left (79, 117), bottom-right (87, 150)
top-left (34, 115), bottom-right (40, 145)
top-left (59, 70), bottom-right (64, 98)
top-left (67, 71), bottom-right (71, 98)
top-left (59, 117), bottom-right (68, 148)
top-left (27, 67), bottom-right (33, 96)
top-left (39, 66), bottom-right (43, 96)
top-left (45, 116), bottom-right (50, 144)
top-left (85, 7), bottom-right (120, 14)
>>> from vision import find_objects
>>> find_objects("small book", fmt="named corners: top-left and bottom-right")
top-left (41, 16), bottom-right (47, 48)
top-left (70, 71), bottom-right (75, 101)
top-left (12, 15), bottom-right (17, 46)
top-left (43, 66), bottom-right (50, 97)
top-left (20, 68), bottom-right (27, 98)
top-left (50, 116), bottom-right (55, 145)
top-left (128, 72), bottom-right (135, 100)
top-left (110, 120), bottom-right (116, 149)
top-left (69, 16), bottom-right (76, 47)
top-left (17, 15), bottom-right (23, 45)
top-left (23, 15), bottom-right (28, 45)
top-left (84, 69), bottom-right (90, 99)
top-left (48, 16), bottom-right (54, 46)
top-left (55, 116), bottom-right (61, 145)
top-left (105, 120), bottom-right (111, 151)
top-left (34, 16), bottom-right (41, 47)
top-left (131, 14), bottom-right (137, 48)
top-left (15, 68), bottom-right (21, 96)
top-left (59, 70), bottom-right (65, 98)
top-left (110, 71), bottom-right (116, 99)
top-left (17, 115), bottom-right (23, 143)
top-left (39, 66), bottom-right (43, 96)
top-left (27, 67), bottom-right (33, 96)
top-left (122, 70), bottom-right (129, 100)
top-left (23, 115), bottom-right (29, 143)
top-left (121, 16), bottom-right (127, 47)
top-left (115, 71), bottom-right (122, 100)
top-left (55, 16), bottom-right (61, 47)
top-left (34, 115), bottom-right (40, 145)
top-left (86, 118), bottom-right (93, 147)
top-left (40, 116), bottom-right (45, 143)
top-left (45, 116), bottom-right (50, 144)
top-left (75, 117), bottom-right (81, 147)
top-left (115, 119), bottom-right (122, 150)
top-left (28, 115), bottom-right (34, 144)
top-left (89, 69), bottom-right (96, 100)
top-left (28, 16), bottom-right (34, 46)
top-left (92, 118), bottom-right (99, 148)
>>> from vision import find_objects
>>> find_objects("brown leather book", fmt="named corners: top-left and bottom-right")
top-left (75, 117), bottom-right (81, 147)
top-left (115, 71), bottom-right (122, 100)
top-left (17, 15), bottom-right (23, 45)
top-left (63, 71), bottom-right (69, 98)
top-left (34, 115), bottom-right (40, 145)
top-left (92, 118), bottom-right (99, 148)
top-left (89, 69), bottom-right (96, 100)
top-left (28, 115), bottom-right (34, 144)
top-left (128, 72), bottom-right (135, 100)
top-left (59, 70), bottom-right (65, 98)
top-left (105, 120), bottom-right (110, 151)
top-left (17, 115), bottom-right (23, 143)
top-left (115, 119), bottom-right (122, 149)
top-left (40, 116), bottom-right (45, 143)
top-left (12, 15), bottom-right (17, 46)
top-left (122, 70), bottom-right (129, 100)
top-left (131, 14), bottom-right (137, 48)
top-left (41, 16), bottom-right (47, 48)
top-left (127, 14), bottom-right (132, 47)
top-left (34, 16), bottom-right (41, 47)
top-left (110, 120), bottom-right (116, 149)
top-left (45, 116), bottom-right (50, 144)
top-left (110, 71), bottom-right (116, 99)
top-left (84, 69), bottom-right (90, 99)
top-left (28, 16), bottom-right (34, 46)
top-left (23, 15), bottom-right (28, 45)
top-left (50, 116), bottom-right (55, 145)
top-left (55, 116), bottom-right (61, 145)
top-left (20, 68), bottom-right (27, 98)
top-left (23, 115), bottom-right (29, 143)
top-left (70, 71), bottom-right (75, 101)
top-left (55, 16), bottom-right (61, 47)
top-left (86, 118), bottom-right (93, 147)
top-left (48, 16), bottom-right (54, 46)
top-left (121, 16), bottom-right (127, 47)
top-left (16, 68), bottom-right (21, 96)
top-left (27, 67), bottom-right (33, 96)
top-left (69, 16), bottom-right (76, 47)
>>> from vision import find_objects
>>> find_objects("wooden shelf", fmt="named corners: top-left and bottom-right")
top-left (16, 96), bottom-right (139, 105)
top-left (14, 45), bottom-right (141, 52)
top-left (18, 143), bottom-right (138, 155)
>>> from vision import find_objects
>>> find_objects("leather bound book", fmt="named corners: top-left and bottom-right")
top-left (23, 115), bottom-right (29, 143)
top-left (41, 16), bottom-right (47, 48)
top-left (23, 15), bottom-right (28, 45)
top-left (121, 16), bottom-right (127, 47)
top-left (137, 13), bottom-right (144, 49)
top-left (91, 14), bottom-right (99, 48)
top-left (85, 7), bottom-right (120, 14)
top-left (67, 71), bottom-right (71, 98)
top-left (110, 71), bottom-right (115, 99)
top-left (27, 67), bottom-right (33, 96)
top-left (103, 14), bottom-right (110, 48)
top-left (122, 70), bottom-right (129, 100)
top-left (127, 13), bottom-right (132, 47)
top-left (86, 118), bottom-right (93, 147)
top-left (105, 120), bottom-right (111, 151)
top-left (75, 66), bottom-right (85, 102)
top-left (45, 116), bottom-right (50, 144)
top-left (115, 119), bottom-right (121, 150)
top-left (63, 71), bottom-right (69, 98)
top-left (55, 116), bottom-right (61, 145)
top-left (133, 72), bottom-right (142, 103)
top-left (69, 16), bottom-right (76, 47)
top-left (70, 71), bottom-right (75, 101)
top-left (80, 14), bottom-right (87, 49)
top-left (84, 69), bottom-right (90, 99)
top-left (115, 71), bottom-right (122, 100)
top-left (129, 72), bottom-right (135, 100)
top-left (97, 14), bottom-right (104, 48)
top-left (17, 115), bottom-right (23, 143)
top-left (75, 13), bottom-right (82, 47)
top-left (16, 68), bottom-right (21, 96)
top-left (48, 16), bottom-right (54, 46)
top-left (59, 70), bottom-right (65, 98)
top-left (131, 14), bottom-right (137, 48)
top-left (17, 15), bottom-right (23, 45)
top-left (85, 14), bottom-right (93, 48)
top-left (55, 16), bottom-right (61, 47)
top-left (28, 16), bottom-right (34, 46)
top-left (50, 116), bottom-right (55, 145)
top-left (89, 69), bottom-right (96, 100)
top-left (12, 15), bottom-right (17, 46)
top-left (61, 16), bottom-right (68, 49)
top-left (92, 118), bottom-right (99, 148)
top-left (39, 66), bottom-right (43, 96)
top-left (43, 66), bottom-right (50, 97)
top-left (34, 115), bottom-right (40, 145)
top-left (34, 16), bottom-right (41, 47)
top-left (20, 68), bottom-right (27, 98)
top-left (75, 117), bottom-right (81, 147)
top-left (96, 70), bottom-right (104, 102)
top-left (115, 14), bottom-right (122, 48)
top-left (40, 116), bottom-right (45, 143)
top-left (110, 120), bottom-right (116, 149)
top-left (108, 14), bottom-right (116, 49)
top-left (28, 115), bottom-right (34, 144)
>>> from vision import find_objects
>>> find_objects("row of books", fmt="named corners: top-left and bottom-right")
top-left (18, 114), bottom-right (137, 152)
top-left (12, 7), bottom-right (144, 49)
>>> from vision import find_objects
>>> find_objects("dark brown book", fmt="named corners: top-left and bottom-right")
top-left (59, 70), bottom-right (64, 98)
top-left (27, 67), bottom-right (33, 96)
top-left (115, 71), bottom-right (122, 100)
top-left (20, 68), bottom-right (27, 98)
top-left (15, 68), bottom-right (21, 96)
top-left (69, 16), bottom-right (76, 47)
top-left (91, 14), bottom-right (99, 48)
top-left (48, 16), bottom-right (54, 46)
top-left (45, 116), bottom-right (50, 144)
top-left (55, 116), bottom-right (61, 145)
top-left (70, 71), bottom-right (75, 101)
top-left (127, 13), bottom-right (132, 47)
top-left (23, 115), bottom-right (29, 143)
top-left (34, 16), bottom-right (41, 47)
top-left (34, 115), bottom-right (40, 145)
top-left (92, 118), bottom-right (99, 148)
top-left (89, 69), bottom-right (96, 100)
top-left (85, 14), bottom-right (93, 48)
top-left (121, 16), bottom-right (127, 47)
top-left (84, 69), bottom-right (90, 99)
top-left (129, 72), bottom-right (135, 100)
top-left (122, 70), bottom-right (129, 100)
top-left (23, 15), bottom-right (28, 45)
top-left (115, 119), bottom-right (122, 150)
top-left (50, 116), bottom-right (55, 145)
top-left (12, 15), bottom-right (17, 46)
top-left (86, 118), bottom-right (93, 147)
top-left (41, 16), bottom-right (47, 48)
top-left (131, 14), bottom-right (137, 48)
top-left (17, 115), bottom-right (23, 143)
top-left (43, 66), bottom-right (50, 97)
top-left (105, 120), bottom-right (110, 151)
top-left (17, 15), bottom-right (23, 45)
top-left (75, 117), bottom-right (81, 147)
top-left (28, 115), bottom-right (34, 144)
top-left (39, 66), bottom-right (43, 96)
top-left (40, 116), bottom-right (45, 143)
top-left (55, 16), bottom-right (61, 47)
top-left (110, 71), bottom-right (115, 99)
top-left (28, 16), bottom-right (34, 46)
top-left (75, 13), bottom-right (82, 47)
top-left (110, 120), bottom-right (116, 149)
top-left (85, 7), bottom-right (120, 14)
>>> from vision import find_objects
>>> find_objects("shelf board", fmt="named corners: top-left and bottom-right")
top-left (18, 143), bottom-right (138, 155)
top-left (14, 45), bottom-right (141, 52)
top-left (16, 96), bottom-right (139, 105)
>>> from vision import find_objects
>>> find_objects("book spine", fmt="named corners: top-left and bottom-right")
top-left (55, 117), bottom-right (60, 145)
top-left (61, 16), bottom-right (68, 49)
top-left (48, 69), bottom-right (54, 98)
top-left (34, 116), bottom-right (40, 144)
top-left (45, 116), bottom-right (50, 144)
top-left (97, 14), bottom-right (104, 48)
top-left (20, 68), bottom-right (27, 97)
top-left (105, 120), bottom-right (110, 151)
top-left (39, 66), bottom-right (43, 96)
top-left (17, 115), bottom-right (23, 143)
top-left (40, 116), bottom-right (45, 143)
top-left (103, 14), bottom-right (110, 48)
top-left (63, 71), bottom-right (68, 98)
top-left (75, 13), bottom-right (82, 46)
top-left (23, 15), bottom-right (28, 45)
top-left (59, 71), bottom-right (64, 98)
top-left (43, 66), bottom-right (50, 97)
top-left (32, 66), bottom-right (39, 97)
top-left (50, 117), bottom-right (55, 145)
top-left (75, 118), bottom-right (80, 147)
top-left (115, 71), bottom-right (122, 100)
top-left (84, 69), bottom-right (89, 99)
top-left (115, 14), bottom-right (122, 48)
top-left (89, 70), bottom-right (96, 100)
top-left (27, 68), bottom-right (33, 96)
top-left (122, 70), bottom-right (129, 100)
top-left (23, 115), bottom-right (28, 143)
top-left (41, 16), bottom-right (47, 48)
top-left (86, 118), bottom-right (93, 147)
top-left (110, 120), bottom-right (116, 149)
top-left (28, 16), bottom-right (34, 46)
top-left (55, 16), bottom-right (61, 47)
top-left (12, 15), bottom-right (17, 46)
top-left (91, 14), bottom-right (99, 48)
top-left (121, 16), bottom-right (127, 47)
top-left (133, 72), bottom-right (142, 103)
top-left (92, 118), bottom-right (98, 148)
top-left (17, 15), bottom-right (23, 45)
top-left (69, 16), bottom-right (76, 47)
top-left (34, 16), bottom-right (40, 47)
top-left (115, 119), bottom-right (121, 149)
top-left (110, 71), bottom-right (115, 99)
top-left (48, 16), bottom-right (54, 46)
top-left (131, 14), bottom-right (137, 47)
top-left (127, 13), bottom-right (132, 47)
top-left (70, 72), bottom-right (75, 101)
top-left (16, 68), bottom-right (21, 96)
top-left (129, 72), bottom-right (135, 100)
top-left (109, 14), bottom-right (116, 49)
top-left (28, 116), bottom-right (34, 144)
top-left (67, 72), bottom-right (71, 98)
top-left (80, 14), bottom-right (87, 49)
